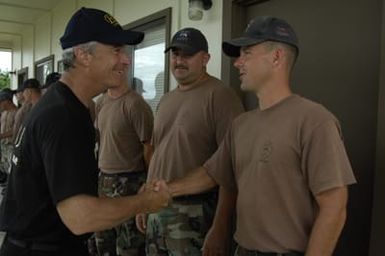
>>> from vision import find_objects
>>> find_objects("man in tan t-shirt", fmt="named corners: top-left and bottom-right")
top-left (94, 76), bottom-right (153, 256)
top-left (136, 28), bottom-right (244, 255)
top-left (13, 78), bottom-right (41, 142)
top-left (0, 89), bottom-right (17, 175)
top-left (152, 17), bottom-right (357, 256)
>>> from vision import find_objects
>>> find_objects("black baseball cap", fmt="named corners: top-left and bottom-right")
top-left (223, 16), bottom-right (299, 57)
top-left (165, 28), bottom-right (208, 55)
top-left (0, 88), bottom-right (15, 102)
top-left (60, 7), bottom-right (144, 50)
top-left (21, 78), bottom-right (41, 91)
top-left (42, 72), bottom-right (61, 89)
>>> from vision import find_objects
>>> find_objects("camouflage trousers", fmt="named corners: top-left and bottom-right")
top-left (145, 195), bottom-right (217, 256)
top-left (0, 143), bottom-right (12, 174)
top-left (92, 171), bottom-right (146, 256)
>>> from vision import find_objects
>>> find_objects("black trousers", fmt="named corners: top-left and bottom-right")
top-left (0, 237), bottom-right (89, 256)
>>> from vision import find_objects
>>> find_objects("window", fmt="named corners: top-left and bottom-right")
top-left (124, 8), bottom-right (171, 114)
top-left (34, 55), bottom-right (54, 86)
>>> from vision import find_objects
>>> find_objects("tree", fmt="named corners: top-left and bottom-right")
top-left (0, 69), bottom-right (10, 90)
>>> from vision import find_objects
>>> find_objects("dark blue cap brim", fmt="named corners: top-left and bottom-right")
top-left (222, 37), bottom-right (267, 57)
top-left (61, 30), bottom-right (144, 49)
top-left (164, 43), bottom-right (201, 56)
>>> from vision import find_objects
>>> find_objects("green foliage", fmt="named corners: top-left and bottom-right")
top-left (0, 69), bottom-right (10, 90)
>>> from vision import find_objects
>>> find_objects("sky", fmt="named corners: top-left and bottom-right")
top-left (0, 51), bottom-right (12, 72)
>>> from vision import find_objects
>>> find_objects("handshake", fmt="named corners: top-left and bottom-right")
top-left (138, 180), bottom-right (172, 214)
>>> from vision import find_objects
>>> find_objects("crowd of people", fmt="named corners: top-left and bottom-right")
top-left (0, 6), bottom-right (356, 256)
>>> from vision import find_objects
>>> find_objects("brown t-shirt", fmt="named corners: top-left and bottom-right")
top-left (97, 90), bottom-right (153, 173)
top-left (148, 75), bottom-right (244, 181)
top-left (13, 103), bottom-right (32, 142)
top-left (204, 95), bottom-right (356, 253)
top-left (1, 109), bottom-right (17, 145)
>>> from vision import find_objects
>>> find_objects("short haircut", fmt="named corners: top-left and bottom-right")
top-left (62, 41), bottom-right (97, 71)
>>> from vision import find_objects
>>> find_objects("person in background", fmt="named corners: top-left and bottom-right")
top-left (12, 79), bottom-right (42, 143)
top-left (0, 89), bottom-right (17, 175)
top-left (136, 28), bottom-right (244, 256)
top-left (94, 75), bottom-right (153, 255)
top-left (41, 72), bottom-right (61, 95)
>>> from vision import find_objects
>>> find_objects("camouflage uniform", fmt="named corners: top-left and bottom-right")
top-left (0, 110), bottom-right (17, 175)
top-left (146, 193), bottom-right (217, 256)
top-left (95, 171), bottom-right (146, 256)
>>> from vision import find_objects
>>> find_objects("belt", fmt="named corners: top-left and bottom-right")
top-left (237, 246), bottom-right (304, 256)
top-left (6, 236), bottom-right (59, 252)
top-left (173, 190), bottom-right (217, 203)
top-left (99, 170), bottom-right (145, 177)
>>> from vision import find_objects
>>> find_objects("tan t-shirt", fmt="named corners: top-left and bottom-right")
top-left (1, 109), bottom-right (17, 145)
top-left (148, 75), bottom-right (244, 181)
top-left (204, 95), bottom-right (356, 253)
top-left (13, 103), bottom-right (32, 142)
top-left (97, 90), bottom-right (153, 173)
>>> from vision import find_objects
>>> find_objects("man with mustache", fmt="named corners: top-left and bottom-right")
top-left (136, 28), bottom-right (244, 255)
top-left (0, 7), bottom-right (170, 256)
top-left (153, 16), bottom-right (357, 256)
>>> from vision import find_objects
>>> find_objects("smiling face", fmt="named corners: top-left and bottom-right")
top-left (84, 42), bottom-right (131, 92)
top-left (233, 43), bottom-right (274, 93)
top-left (170, 49), bottom-right (210, 87)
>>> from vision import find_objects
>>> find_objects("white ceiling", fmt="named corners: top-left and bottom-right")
top-left (0, 0), bottom-right (61, 48)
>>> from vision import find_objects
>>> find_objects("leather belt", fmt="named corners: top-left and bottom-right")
top-left (237, 246), bottom-right (304, 256)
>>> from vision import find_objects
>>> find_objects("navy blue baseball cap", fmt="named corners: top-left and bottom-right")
top-left (0, 88), bottom-right (15, 102)
top-left (165, 28), bottom-right (208, 55)
top-left (42, 72), bottom-right (61, 89)
top-left (223, 16), bottom-right (299, 57)
top-left (60, 7), bottom-right (144, 50)
top-left (21, 78), bottom-right (41, 91)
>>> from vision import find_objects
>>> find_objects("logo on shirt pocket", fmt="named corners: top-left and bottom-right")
top-left (259, 140), bottom-right (273, 163)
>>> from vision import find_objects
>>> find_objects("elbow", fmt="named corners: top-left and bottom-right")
top-left (67, 222), bottom-right (90, 236)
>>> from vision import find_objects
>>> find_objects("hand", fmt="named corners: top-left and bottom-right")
top-left (135, 213), bottom-right (147, 234)
top-left (140, 181), bottom-right (171, 213)
top-left (202, 226), bottom-right (229, 256)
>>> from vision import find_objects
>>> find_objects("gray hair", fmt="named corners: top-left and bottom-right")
top-left (62, 41), bottom-right (97, 71)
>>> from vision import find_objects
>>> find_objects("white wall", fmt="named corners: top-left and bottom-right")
top-left (13, 0), bottom-right (224, 91)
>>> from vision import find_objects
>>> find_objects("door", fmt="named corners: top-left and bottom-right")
top-left (225, 0), bottom-right (382, 255)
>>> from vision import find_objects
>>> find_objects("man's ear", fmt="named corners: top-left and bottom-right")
top-left (73, 47), bottom-right (92, 67)
top-left (272, 48), bottom-right (284, 67)
top-left (202, 53), bottom-right (210, 67)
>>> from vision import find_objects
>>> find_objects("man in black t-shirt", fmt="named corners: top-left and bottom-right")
top-left (0, 7), bottom-right (170, 256)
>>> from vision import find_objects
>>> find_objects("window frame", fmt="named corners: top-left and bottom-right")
top-left (123, 7), bottom-right (172, 99)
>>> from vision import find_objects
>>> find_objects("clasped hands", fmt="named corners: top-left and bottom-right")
top-left (138, 180), bottom-right (172, 214)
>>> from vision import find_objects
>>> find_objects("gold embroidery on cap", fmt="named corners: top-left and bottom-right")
top-left (104, 14), bottom-right (119, 26)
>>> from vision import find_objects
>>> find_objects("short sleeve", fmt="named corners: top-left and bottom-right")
top-left (212, 88), bottom-right (244, 144)
top-left (302, 119), bottom-right (356, 195)
top-left (40, 112), bottom-right (98, 205)
top-left (128, 98), bottom-right (154, 143)
top-left (204, 125), bottom-right (237, 191)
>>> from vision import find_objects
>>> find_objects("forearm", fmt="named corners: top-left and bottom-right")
top-left (305, 188), bottom-right (348, 256)
top-left (143, 143), bottom-right (153, 169)
top-left (211, 187), bottom-right (237, 230)
top-left (0, 131), bottom-right (12, 139)
top-left (57, 194), bottom-right (149, 235)
top-left (168, 167), bottom-right (217, 197)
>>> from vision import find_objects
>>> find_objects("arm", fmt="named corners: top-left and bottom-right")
top-left (0, 130), bottom-right (13, 139)
top-left (168, 167), bottom-right (217, 197)
top-left (57, 185), bottom-right (170, 235)
top-left (203, 186), bottom-right (237, 256)
top-left (305, 186), bottom-right (348, 256)
top-left (143, 142), bottom-right (153, 169)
